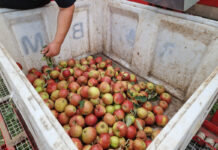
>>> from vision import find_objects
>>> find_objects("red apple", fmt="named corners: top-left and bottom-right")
top-left (112, 82), bottom-right (124, 93)
top-left (121, 100), bottom-right (133, 113)
top-left (155, 115), bottom-right (168, 126)
top-left (146, 82), bottom-right (155, 91)
top-left (58, 72), bottom-right (65, 80)
top-left (153, 106), bottom-right (164, 115)
top-left (74, 69), bottom-right (83, 78)
top-left (46, 82), bottom-right (57, 94)
top-left (145, 140), bottom-right (152, 148)
top-left (62, 69), bottom-right (71, 78)
top-left (94, 104), bottom-right (106, 117)
top-left (113, 121), bottom-right (127, 137)
top-left (122, 72), bottom-right (130, 80)
top-left (54, 66), bottom-right (61, 72)
top-left (105, 68), bottom-right (115, 77)
top-left (67, 58), bottom-right (75, 67)
top-left (59, 89), bottom-right (68, 98)
top-left (145, 111), bottom-right (155, 125)
top-left (143, 101), bottom-right (153, 111)
top-left (136, 130), bottom-right (147, 140)
top-left (90, 144), bottom-right (103, 150)
top-left (68, 93), bottom-right (81, 106)
top-left (68, 76), bottom-right (75, 83)
top-left (99, 82), bottom-right (111, 93)
top-left (160, 92), bottom-right (172, 104)
top-left (95, 57), bottom-right (102, 63)
top-left (79, 100), bottom-right (93, 115)
top-left (103, 113), bottom-right (116, 126)
top-left (82, 127), bottom-right (97, 144)
top-left (68, 82), bottom-right (80, 92)
top-left (72, 138), bottom-right (83, 150)
top-left (70, 124), bottom-right (82, 138)
top-left (26, 73), bottom-right (37, 84)
top-left (85, 114), bottom-right (98, 126)
top-left (65, 105), bottom-right (76, 117)
top-left (88, 70), bottom-right (99, 79)
top-left (46, 79), bottom-right (55, 85)
top-left (133, 139), bottom-right (146, 150)
top-left (16, 62), bottom-right (22, 70)
top-left (69, 115), bottom-right (85, 127)
top-left (98, 133), bottom-right (110, 149)
top-left (88, 78), bottom-right (98, 87)
top-left (58, 112), bottom-right (69, 125)
top-left (113, 109), bottom-right (125, 120)
top-left (101, 76), bottom-right (111, 84)
top-left (77, 76), bottom-right (88, 85)
top-left (113, 93), bottom-right (124, 105)
top-left (126, 126), bottom-right (137, 139)
top-left (159, 100), bottom-right (168, 110)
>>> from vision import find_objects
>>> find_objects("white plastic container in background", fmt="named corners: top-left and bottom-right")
top-left (0, 0), bottom-right (217, 149)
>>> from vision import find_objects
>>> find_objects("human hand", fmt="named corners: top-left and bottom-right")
top-left (42, 42), bottom-right (61, 57)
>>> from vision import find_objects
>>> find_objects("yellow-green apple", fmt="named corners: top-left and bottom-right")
top-left (96, 121), bottom-right (109, 134)
top-left (137, 107), bottom-right (148, 119)
top-left (102, 93), bottom-right (113, 105)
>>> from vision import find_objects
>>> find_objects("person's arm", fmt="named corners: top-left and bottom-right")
top-left (42, 4), bottom-right (75, 57)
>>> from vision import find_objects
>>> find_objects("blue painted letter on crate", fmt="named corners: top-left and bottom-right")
top-left (21, 32), bottom-right (43, 55)
top-left (73, 23), bottom-right (84, 39)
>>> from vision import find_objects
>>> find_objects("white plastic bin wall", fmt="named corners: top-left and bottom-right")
top-left (0, 0), bottom-right (217, 149)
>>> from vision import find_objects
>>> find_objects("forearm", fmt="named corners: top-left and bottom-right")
top-left (53, 4), bottom-right (75, 45)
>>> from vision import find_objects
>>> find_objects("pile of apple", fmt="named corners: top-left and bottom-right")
top-left (26, 56), bottom-right (172, 150)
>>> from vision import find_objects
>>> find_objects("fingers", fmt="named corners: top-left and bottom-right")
top-left (46, 50), bottom-right (54, 57)
top-left (42, 46), bottom-right (49, 54)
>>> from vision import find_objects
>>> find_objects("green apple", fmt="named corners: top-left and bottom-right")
top-left (114, 104), bottom-right (121, 110)
top-left (106, 105), bottom-right (115, 114)
top-left (110, 136), bottom-right (119, 148)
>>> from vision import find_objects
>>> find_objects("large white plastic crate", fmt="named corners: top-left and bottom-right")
top-left (0, 0), bottom-right (217, 149)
